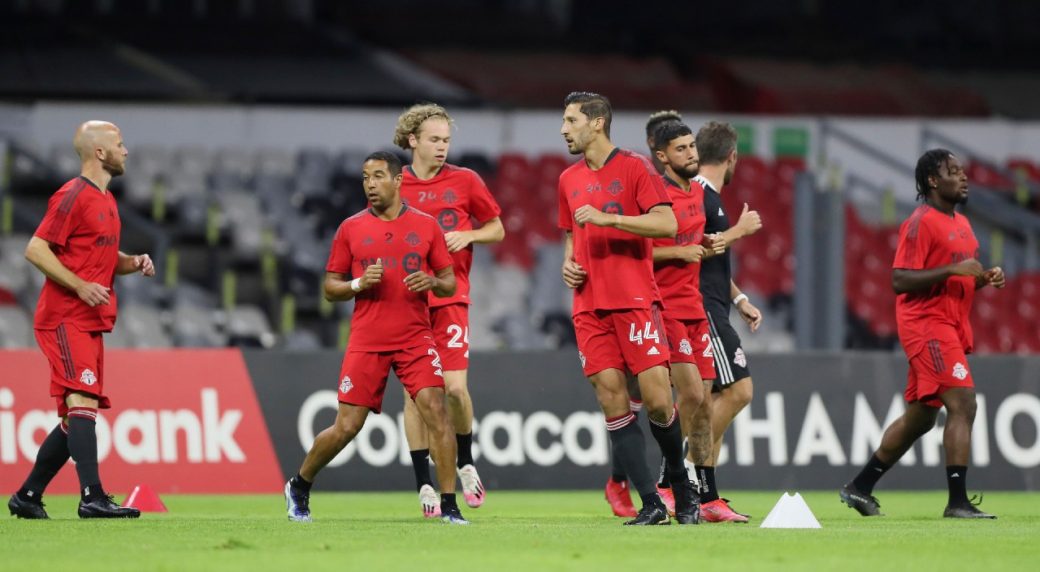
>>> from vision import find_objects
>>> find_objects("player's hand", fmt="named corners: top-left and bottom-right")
top-left (737, 298), bottom-right (762, 332)
top-left (133, 254), bottom-right (155, 277)
top-left (682, 245), bottom-right (706, 263)
top-left (444, 231), bottom-right (473, 253)
top-left (404, 271), bottom-right (436, 293)
top-left (949, 258), bottom-right (984, 278)
top-left (562, 258), bottom-right (587, 289)
top-left (76, 282), bottom-right (111, 307)
top-left (702, 233), bottom-right (727, 255)
top-left (574, 205), bottom-right (614, 228)
top-left (359, 258), bottom-right (384, 289)
top-left (736, 203), bottom-right (762, 237)
top-left (983, 266), bottom-right (1006, 289)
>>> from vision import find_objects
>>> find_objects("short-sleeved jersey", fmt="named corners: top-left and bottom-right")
top-left (326, 205), bottom-right (453, 352)
top-left (653, 176), bottom-right (708, 320)
top-left (892, 204), bottom-right (980, 356)
top-left (557, 148), bottom-right (671, 315)
top-left (698, 176), bottom-right (732, 310)
top-left (400, 164), bottom-right (501, 308)
top-left (33, 176), bottom-right (121, 332)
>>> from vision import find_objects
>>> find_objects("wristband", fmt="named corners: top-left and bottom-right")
top-left (732, 293), bottom-right (748, 307)
top-left (350, 278), bottom-right (362, 292)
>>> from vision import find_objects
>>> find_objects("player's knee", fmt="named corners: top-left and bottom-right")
top-left (444, 380), bottom-right (469, 401)
top-left (732, 378), bottom-right (753, 406)
top-left (332, 418), bottom-right (363, 443)
top-left (675, 383), bottom-right (704, 412)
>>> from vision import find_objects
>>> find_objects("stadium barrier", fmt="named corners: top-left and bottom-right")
top-left (2, 350), bottom-right (1038, 493)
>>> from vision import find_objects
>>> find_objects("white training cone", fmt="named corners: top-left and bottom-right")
top-left (760, 492), bottom-right (821, 529)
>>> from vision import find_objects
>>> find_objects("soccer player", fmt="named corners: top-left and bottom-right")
top-left (650, 120), bottom-right (755, 524)
top-left (284, 152), bottom-right (468, 525)
top-left (604, 110), bottom-right (686, 519)
top-left (840, 149), bottom-right (1003, 519)
top-left (558, 91), bottom-right (698, 525)
top-left (393, 103), bottom-right (504, 517)
top-left (693, 121), bottom-right (763, 520)
top-left (7, 121), bottom-right (151, 520)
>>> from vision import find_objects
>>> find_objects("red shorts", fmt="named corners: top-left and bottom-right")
top-left (664, 317), bottom-right (716, 381)
top-left (35, 324), bottom-right (111, 418)
top-left (430, 303), bottom-right (469, 371)
top-left (338, 342), bottom-right (445, 413)
top-left (905, 336), bottom-right (974, 408)
top-left (573, 307), bottom-right (670, 377)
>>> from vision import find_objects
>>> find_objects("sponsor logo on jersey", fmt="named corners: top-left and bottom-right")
top-left (438, 209), bottom-right (459, 231)
top-left (603, 201), bottom-right (623, 215)
top-left (647, 346), bottom-right (661, 356)
top-left (402, 252), bottom-right (422, 274)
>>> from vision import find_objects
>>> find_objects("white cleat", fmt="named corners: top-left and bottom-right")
top-left (419, 484), bottom-right (441, 518)
top-left (284, 481), bottom-right (312, 523)
top-left (457, 464), bottom-right (486, 508)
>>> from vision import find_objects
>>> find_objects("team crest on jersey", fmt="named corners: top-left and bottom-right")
top-left (442, 189), bottom-right (458, 205)
top-left (679, 339), bottom-right (693, 356)
top-left (339, 376), bottom-right (353, 394)
top-left (405, 232), bottom-right (421, 246)
top-left (606, 179), bottom-right (623, 196)
top-left (952, 362), bottom-right (968, 380)
top-left (80, 369), bottom-right (97, 386)
top-left (733, 348), bottom-right (747, 368)
top-left (438, 209), bottom-right (459, 231)
top-left (578, 351), bottom-right (586, 368)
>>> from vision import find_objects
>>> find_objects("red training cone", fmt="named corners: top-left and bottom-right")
top-left (122, 484), bottom-right (168, 513)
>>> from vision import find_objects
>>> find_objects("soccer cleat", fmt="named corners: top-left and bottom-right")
top-left (8, 494), bottom-right (49, 519)
top-left (284, 480), bottom-right (312, 523)
top-left (78, 495), bottom-right (141, 519)
top-left (440, 505), bottom-right (470, 525)
top-left (604, 479), bottom-right (637, 518)
top-left (657, 485), bottom-right (676, 517)
top-left (700, 498), bottom-right (749, 523)
top-left (670, 478), bottom-right (701, 525)
top-left (839, 483), bottom-right (882, 516)
top-left (944, 494), bottom-right (996, 519)
top-left (624, 502), bottom-right (670, 526)
top-left (457, 464), bottom-right (486, 508)
top-left (419, 484), bottom-right (441, 518)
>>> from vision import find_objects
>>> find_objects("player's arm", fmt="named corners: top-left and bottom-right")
top-left (444, 217), bottom-right (505, 253)
top-left (561, 231), bottom-right (586, 288)
top-left (701, 203), bottom-right (761, 259)
top-left (24, 236), bottom-right (110, 307)
top-left (574, 204), bottom-right (677, 238)
top-left (116, 251), bottom-right (156, 276)
top-left (404, 265), bottom-right (456, 297)
top-left (892, 258), bottom-right (984, 294)
top-left (653, 244), bottom-right (704, 263)
top-left (730, 280), bottom-right (762, 332)
top-left (324, 260), bottom-right (385, 302)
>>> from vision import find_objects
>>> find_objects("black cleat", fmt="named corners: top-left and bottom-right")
top-left (944, 494), bottom-right (996, 519)
top-left (78, 495), bottom-right (141, 519)
top-left (840, 483), bottom-right (882, 516)
top-left (8, 494), bottom-right (49, 519)
top-left (671, 477), bottom-right (701, 525)
top-left (624, 502), bottom-right (670, 526)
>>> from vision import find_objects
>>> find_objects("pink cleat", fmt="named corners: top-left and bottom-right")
top-left (457, 465), bottom-right (486, 508)
top-left (604, 479), bottom-right (638, 518)
top-left (700, 498), bottom-right (750, 523)
top-left (657, 486), bottom-right (676, 517)
top-left (419, 484), bottom-right (441, 518)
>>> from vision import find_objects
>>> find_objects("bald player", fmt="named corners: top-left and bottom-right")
top-left (8, 121), bottom-right (153, 520)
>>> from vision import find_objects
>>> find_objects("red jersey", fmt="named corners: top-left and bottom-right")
top-left (557, 148), bottom-right (671, 315)
top-left (892, 204), bottom-right (980, 356)
top-left (326, 205), bottom-right (453, 352)
top-left (400, 164), bottom-right (501, 308)
top-left (33, 177), bottom-right (121, 332)
top-left (653, 176), bottom-right (708, 320)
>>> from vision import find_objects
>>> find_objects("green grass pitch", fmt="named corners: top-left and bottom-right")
top-left (3, 491), bottom-right (1038, 571)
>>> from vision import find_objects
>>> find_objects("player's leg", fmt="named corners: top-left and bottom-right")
top-left (401, 387), bottom-right (438, 517)
top-left (939, 382), bottom-right (993, 518)
top-left (604, 378), bottom-right (640, 518)
top-left (709, 377), bottom-right (753, 463)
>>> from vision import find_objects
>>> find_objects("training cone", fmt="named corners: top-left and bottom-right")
top-left (760, 492), bottom-right (821, 529)
top-left (122, 484), bottom-right (168, 513)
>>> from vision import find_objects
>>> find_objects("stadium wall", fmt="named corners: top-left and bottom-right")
top-left (2, 349), bottom-right (1038, 493)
